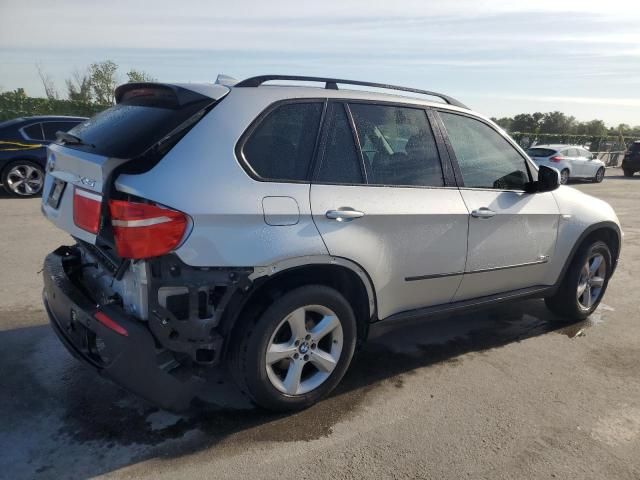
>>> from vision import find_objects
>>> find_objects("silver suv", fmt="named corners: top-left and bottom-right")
top-left (41, 75), bottom-right (621, 411)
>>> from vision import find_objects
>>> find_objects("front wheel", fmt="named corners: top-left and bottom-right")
top-left (593, 167), bottom-right (605, 183)
top-left (231, 285), bottom-right (357, 411)
top-left (545, 240), bottom-right (612, 320)
top-left (560, 169), bottom-right (570, 184)
top-left (623, 169), bottom-right (634, 177)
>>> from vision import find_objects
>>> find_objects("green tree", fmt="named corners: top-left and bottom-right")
top-left (511, 113), bottom-right (540, 133)
top-left (539, 111), bottom-right (576, 134)
top-left (66, 69), bottom-right (93, 104)
top-left (126, 69), bottom-right (156, 83)
top-left (89, 60), bottom-right (119, 104)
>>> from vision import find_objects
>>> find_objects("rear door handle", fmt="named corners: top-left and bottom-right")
top-left (326, 208), bottom-right (365, 222)
top-left (471, 207), bottom-right (496, 219)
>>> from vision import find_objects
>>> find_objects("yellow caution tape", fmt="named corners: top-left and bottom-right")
top-left (0, 140), bottom-right (43, 151)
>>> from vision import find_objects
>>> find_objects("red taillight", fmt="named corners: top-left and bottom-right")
top-left (550, 155), bottom-right (562, 163)
top-left (108, 199), bottom-right (187, 259)
top-left (73, 187), bottom-right (102, 234)
top-left (94, 311), bottom-right (128, 336)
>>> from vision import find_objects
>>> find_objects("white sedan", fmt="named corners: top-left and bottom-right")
top-left (527, 144), bottom-right (606, 184)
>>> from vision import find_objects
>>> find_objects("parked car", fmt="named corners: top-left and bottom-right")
top-left (621, 141), bottom-right (640, 177)
top-left (41, 76), bottom-right (621, 412)
top-left (527, 144), bottom-right (606, 184)
top-left (0, 115), bottom-right (86, 197)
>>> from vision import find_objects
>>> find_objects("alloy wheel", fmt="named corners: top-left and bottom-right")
top-left (265, 305), bottom-right (343, 396)
top-left (6, 164), bottom-right (44, 196)
top-left (560, 170), bottom-right (569, 184)
top-left (576, 253), bottom-right (606, 310)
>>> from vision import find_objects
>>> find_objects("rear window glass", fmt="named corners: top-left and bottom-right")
top-left (64, 87), bottom-right (214, 158)
top-left (23, 123), bottom-right (43, 140)
top-left (526, 148), bottom-right (555, 158)
top-left (242, 102), bottom-right (323, 181)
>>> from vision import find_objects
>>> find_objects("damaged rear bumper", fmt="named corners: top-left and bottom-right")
top-left (43, 247), bottom-right (203, 411)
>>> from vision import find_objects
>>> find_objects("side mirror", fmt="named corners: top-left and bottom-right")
top-left (536, 165), bottom-right (560, 192)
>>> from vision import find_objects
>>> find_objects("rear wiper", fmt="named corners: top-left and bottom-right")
top-left (56, 131), bottom-right (95, 148)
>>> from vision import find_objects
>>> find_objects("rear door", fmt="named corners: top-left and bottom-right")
top-left (310, 101), bottom-right (469, 319)
top-left (436, 111), bottom-right (559, 301)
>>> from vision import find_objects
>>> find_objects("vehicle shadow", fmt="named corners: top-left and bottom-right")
top-left (0, 301), bottom-right (596, 479)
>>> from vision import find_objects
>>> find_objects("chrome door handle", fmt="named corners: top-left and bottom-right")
top-left (326, 208), bottom-right (365, 222)
top-left (471, 207), bottom-right (496, 219)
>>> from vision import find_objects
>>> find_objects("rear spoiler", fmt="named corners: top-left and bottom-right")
top-left (115, 82), bottom-right (229, 107)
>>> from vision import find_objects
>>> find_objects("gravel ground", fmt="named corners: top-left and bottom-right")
top-left (1, 168), bottom-right (639, 479)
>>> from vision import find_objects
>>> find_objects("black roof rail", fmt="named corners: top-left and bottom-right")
top-left (235, 75), bottom-right (469, 109)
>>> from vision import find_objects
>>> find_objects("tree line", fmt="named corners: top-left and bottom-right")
top-left (491, 111), bottom-right (640, 138)
top-left (0, 60), bottom-right (154, 121)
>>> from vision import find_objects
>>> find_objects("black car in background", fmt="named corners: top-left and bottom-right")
top-left (0, 116), bottom-right (86, 197)
top-left (622, 141), bottom-right (640, 177)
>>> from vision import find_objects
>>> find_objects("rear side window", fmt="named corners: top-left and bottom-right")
top-left (527, 148), bottom-right (555, 158)
top-left (316, 104), bottom-right (364, 184)
top-left (42, 121), bottom-right (81, 141)
top-left (243, 102), bottom-right (323, 181)
top-left (350, 104), bottom-right (443, 187)
top-left (23, 123), bottom-right (43, 140)
top-left (440, 112), bottom-right (529, 190)
top-left (65, 85), bottom-right (215, 158)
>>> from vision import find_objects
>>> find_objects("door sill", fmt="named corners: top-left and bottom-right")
top-left (371, 285), bottom-right (555, 333)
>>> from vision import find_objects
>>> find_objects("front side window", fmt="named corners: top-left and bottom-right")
top-left (243, 102), bottom-right (323, 181)
top-left (440, 112), bottom-right (530, 190)
top-left (350, 104), bottom-right (444, 187)
top-left (42, 121), bottom-right (82, 141)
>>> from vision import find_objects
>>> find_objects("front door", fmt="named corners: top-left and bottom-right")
top-left (437, 111), bottom-right (560, 301)
top-left (310, 102), bottom-right (469, 319)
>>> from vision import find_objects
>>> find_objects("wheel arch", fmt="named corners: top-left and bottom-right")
top-left (556, 221), bottom-right (621, 285)
top-left (220, 257), bottom-right (377, 359)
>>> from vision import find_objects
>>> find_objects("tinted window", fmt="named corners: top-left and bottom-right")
top-left (23, 123), bottom-right (43, 140)
top-left (67, 86), bottom-right (214, 158)
top-left (350, 104), bottom-right (443, 187)
top-left (526, 148), bottom-right (556, 158)
top-left (42, 121), bottom-right (81, 141)
top-left (317, 104), bottom-right (363, 184)
top-left (440, 112), bottom-right (529, 190)
top-left (244, 103), bottom-right (323, 181)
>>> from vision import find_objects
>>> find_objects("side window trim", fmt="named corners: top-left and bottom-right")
top-left (235, 98), bottom-right (327, 183)
top-left (435, 109), bottom-right (537, 191)
top-left (343, 103), bottom-right (369, 183)
top-left (425, 108), bottom-right (459, 187)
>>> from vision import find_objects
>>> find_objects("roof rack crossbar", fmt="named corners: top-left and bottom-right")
top-left (235, 75), bottom-right (468, 109)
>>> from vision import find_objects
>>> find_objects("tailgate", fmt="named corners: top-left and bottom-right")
top-left (41, 145), bottom-right (124, 243)
top-left (40, 82), bottom-right (229, 244)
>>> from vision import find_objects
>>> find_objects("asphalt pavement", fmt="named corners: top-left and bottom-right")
top-left (1, 169), bottom-right (639, 479)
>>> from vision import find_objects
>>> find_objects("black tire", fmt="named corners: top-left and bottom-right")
top-left (593, 167), bottom-right (605, 183)
top-left (560, 169), bottom-right (570, 184)
top-left (230, 285), bottom-right (357, 411)
top-left (623, 169), bottom-right (634, 178)
top-left (1, 160), bottom-right (45, 197)
top-left (545, 240), bottom-right (612, 320)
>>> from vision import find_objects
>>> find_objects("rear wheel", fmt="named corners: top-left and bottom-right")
top-left (231, 285), bottom-right (357, 411)
top-left (560, 169), bottom-right (570, 184)
top-left (623, 169), bottom-right (634, 177)
top-left (545, 240), bottom-right (612, 320)
top-left (593, 167), bottom-right (605, 183)
top-left (1, 160), bottom-right (45, 197)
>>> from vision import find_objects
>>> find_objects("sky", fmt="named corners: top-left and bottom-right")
top-left (0, 0), bottom-right (639, 126)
